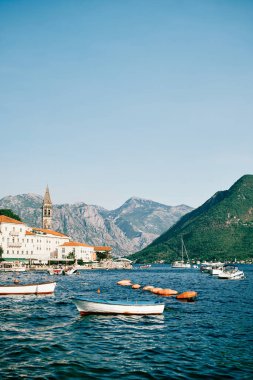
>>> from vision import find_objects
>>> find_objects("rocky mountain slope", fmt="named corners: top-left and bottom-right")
top-left (0, 194), bottom-right (192, 256)
top-left (129, 175), bottom-right (253, 263)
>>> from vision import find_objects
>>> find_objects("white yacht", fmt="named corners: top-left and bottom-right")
top-left (209, 263), bottom-right (225, 276)
top-left (218, 264), bottom-right (245, 280)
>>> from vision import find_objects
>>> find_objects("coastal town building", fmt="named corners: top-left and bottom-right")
top-left (0, 187), bottom-right (111, 264)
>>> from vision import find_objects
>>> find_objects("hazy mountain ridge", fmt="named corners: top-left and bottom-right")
top-left (0, 194), bottom-right (193, 256)
top-left (129, 175), bottom-right (253, 263)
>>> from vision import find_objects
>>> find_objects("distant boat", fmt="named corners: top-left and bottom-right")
top-left (218, 264), bottom-right (245, 280)
top-left (64, 267), bottom-right (78, 275)
top-left (171, 237), bottom-right (191, 268)
top-left (0, 281), bottom-right (56, 295)
top-left (0, 263), bottom-right (26, 272)
top-left (209, 263), bottom-right (225, 276)
top-left (140, 264), bottom-right (151, 269)
top-left (72, 297), bottom-right (165, 315)
top-left (48, 268), bottom-right (64, 275)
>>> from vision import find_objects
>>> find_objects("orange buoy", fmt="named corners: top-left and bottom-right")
top-left (132, 284), bottom-right (141, 289)
top-left (151, 287), bottom-right (164, 294)
top-left (176, 291), bottom-right (197, 301)
top-left (117, 279), bottom-right (132, 286)
top-left (158, 288), bottom-right (178, 296)
top-left (142, 285), bottom-right (154, 291)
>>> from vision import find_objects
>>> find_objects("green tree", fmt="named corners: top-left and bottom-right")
top-left (67, 251), bottom-right (75, 260)
top-left (0, 209), bottom-right (22, 221)
top-left (67, 251), bottom-right (76, 264)
top-left (0, 246), bottom-right (4, 262)
top-left (96, 251), bottom-right (109, 261)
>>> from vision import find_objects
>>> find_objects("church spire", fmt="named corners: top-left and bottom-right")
top-left (42, 186), bottom-right (52, 229)
top-left (43, 185), bottom-right (52, 205)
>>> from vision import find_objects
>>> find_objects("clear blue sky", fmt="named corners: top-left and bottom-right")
top-left (1, 0), bottom-right (252, 209)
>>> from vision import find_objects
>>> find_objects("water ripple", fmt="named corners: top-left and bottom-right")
top-left (1, 265), bottom-right (253, 379)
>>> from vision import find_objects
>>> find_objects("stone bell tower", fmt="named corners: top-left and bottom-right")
top-left (42, 185), bottom-right (52, 229)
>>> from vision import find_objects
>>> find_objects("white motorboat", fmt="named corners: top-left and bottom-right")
top-left (64, 267), bottom-right (78, 275)
top-left (218, 265), bottom-right (245, 280)
top-left (171, 237), bottom-right (191, 268)
top-left (0, 281), bottom-right (56, 295)
top-left (209, 263), bottom-right (225, 276)
top-left (73, 297), bottom-right (165, 316)
top-left (48, 268), bottom-right (64, 275)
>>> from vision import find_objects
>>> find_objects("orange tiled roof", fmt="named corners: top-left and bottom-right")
top-left (61, 241), bottom-right (93, 247)
top-left (0, 215), bottom-right (24, 225)
top-left (32, 228), bottom-right (68, 238)
top-left (25, 231), bottom-right (35, 235)
top-left (94, 246), bottom-right (112, 252)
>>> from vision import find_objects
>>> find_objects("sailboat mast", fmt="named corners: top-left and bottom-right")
top-left (181, 236), bottom-right (184, 262)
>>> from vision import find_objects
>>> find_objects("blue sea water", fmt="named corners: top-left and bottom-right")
top-left (0, 265), bottom-right (253, 379)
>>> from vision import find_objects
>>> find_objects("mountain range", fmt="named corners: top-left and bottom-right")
top-left (129, 175), bottom-right (253, 263)
top-left (0, 194), bottom-right (192, 257)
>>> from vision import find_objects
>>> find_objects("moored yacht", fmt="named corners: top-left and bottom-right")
top-left (218, 264), bottom-right (245, 280)
top-left (171, 237), bottom-right (191, 268)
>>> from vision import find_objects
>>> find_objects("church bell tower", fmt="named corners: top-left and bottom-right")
top-left (42, 186), bottom-right (52, 229)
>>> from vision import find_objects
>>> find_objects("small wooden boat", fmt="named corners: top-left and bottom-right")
top-left (73, 297), bottom-right (165, 315)
top-left (0, 281), bottom-right (56, 295)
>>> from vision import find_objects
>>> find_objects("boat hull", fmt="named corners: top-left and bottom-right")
top-left (171, 262), bottom-right (191, 268)
top-left (73, 298), bottom-right (165, 315)
top-left (218, 271), bottom-right (244, 280)
top-left (0, 282), bottom-right (56, 295)
top-left (0, 267), bottom-right (26, 272)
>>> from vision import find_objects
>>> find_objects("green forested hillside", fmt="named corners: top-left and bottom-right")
top-left (129, 175), bottom-right (253, 263)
